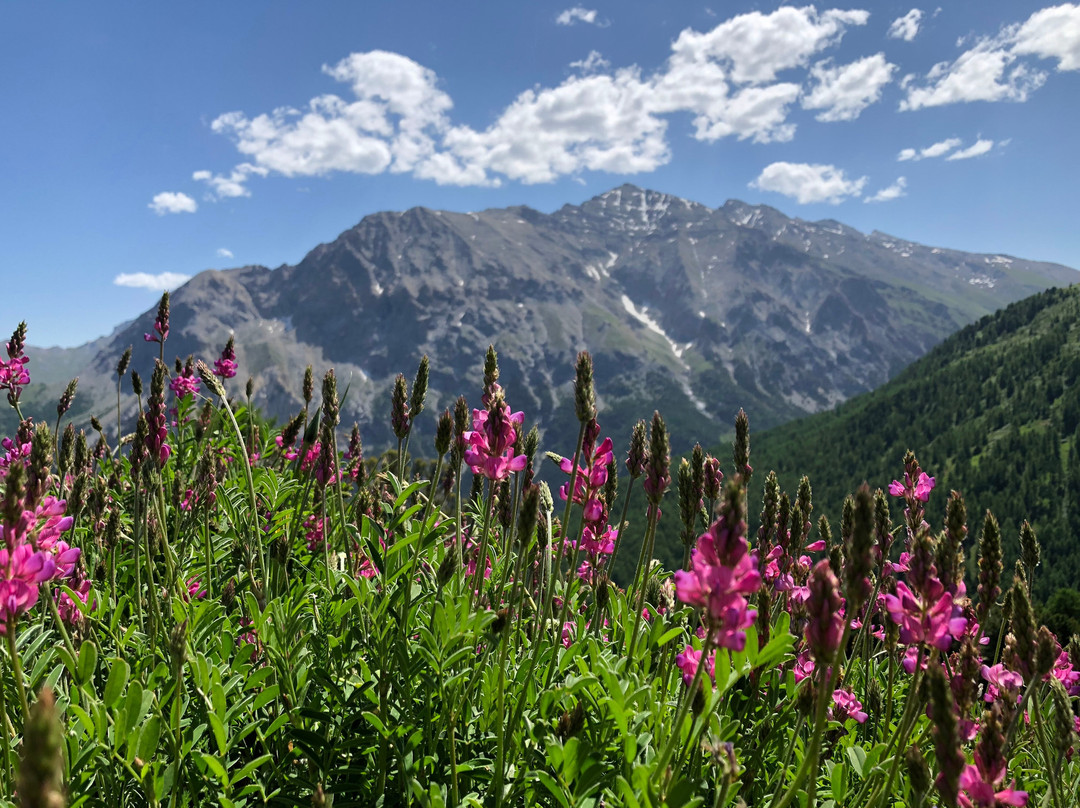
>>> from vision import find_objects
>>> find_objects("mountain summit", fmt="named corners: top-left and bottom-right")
top-left (19, 185), bottom-right (1077, 450)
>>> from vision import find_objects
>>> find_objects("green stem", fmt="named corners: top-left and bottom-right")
top-left (4, 619), bottom-right (29, 722)
top-left (214, 391), bottom-right (266, 585)
top-left (0, 654), bottom-right (12, 792)
top-left (468, 479), bottom-right (495, 609)
top-left (1031, 691), bottom-right (1064, 808)
top-left (655, 635), bottom-right (715, 790)
top-left (625, 509), bottom-right (660, 661)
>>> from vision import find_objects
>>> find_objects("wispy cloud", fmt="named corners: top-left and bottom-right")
top-left (864, 176), bottom-right (907, 203)
top-left (801, 53), bottom-right (896, 121)
top-left (945, 138), bottom-right (995, 160)
top-left (569, 50), bottom-right (610, 73)
top-left (750, 162), bottom-right (867, 204)
top-left (217, 248), bottom-right (234, 258)
top-left (148, 192), bottom-right (197, 215)
top-left (113, 271), bottom-right (192, 291)
top-left (897, 137), bottom-right (962, 161)
top-left (888, 9), bottom-right (923, 42)
top-left (556, 7), bottom-right (600, 26)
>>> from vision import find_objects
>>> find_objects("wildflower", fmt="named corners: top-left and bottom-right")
top-left (213, 336), bottom-right (238, 379)
top-left (559, 423), bottom-right (613, 525)
top-left (830, 689), bottom-right (867, 724)
top-left (675, 645), bottom-right (717, 686)
top-left (57, 576), bottom-right (94, 625)
top-left (674, 482), bottom-right (760, 651)
top-left (144, 291), bottom-right (170, 344)
top-left (0, 322), bottom-right (31, 406)
top-left (884, 579), bottom-right (967, 651)
top-left (888, 471), bottom-right (936, 502)
top-left (145, 361), bottom-right (171, 466)
top-left (185, 577), bottom-right (207, 601)
top-left (805, 560), bottom-right (844, 663)
top-left (793, 649), bottom-right (816, 683)
top-left (981, 664), bottom-right (1023, 703)
top-left (169, 357), bottom-right (200, 400)
top-left (959, 705), bottom-right (1028, 807)
top-left (463, 399), bottom-right (526, 481)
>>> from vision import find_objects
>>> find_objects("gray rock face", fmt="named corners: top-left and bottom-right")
top-left (17, 184), bottom-right (1078, 453)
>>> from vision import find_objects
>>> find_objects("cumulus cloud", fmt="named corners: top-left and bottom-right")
top-left (113, 271), bottom-right (192, 291)
top-left (945, 138), bottom-right (995, 160)
top-left (192, 7), bottom-right (872, 190)
top-left (556, 7), bottom-right (599, 26)
top-left (148, 192), bottom-right (197, 215)
top-left (570, 50), bottom-right (611, 73)
top-left (801, 53), bottom-right (896, 121)
top-left (1013, 3), bottom-right (1080, 70)
top-left (897, 136), bottom-right (962, 160)
top-left (864, 176), bottom-right (907, 202)
top-left (750, 162), bottom-right (867, 204)
top-left (898, 4), bottom-right (1080, 110)
top-left (217, 248), bottom-right (234, 258)
top-left (888, 9), bottom-right (923, 42)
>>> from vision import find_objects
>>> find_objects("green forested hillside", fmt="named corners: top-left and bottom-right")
top-left (719, 284), bottom-right (1080, 602)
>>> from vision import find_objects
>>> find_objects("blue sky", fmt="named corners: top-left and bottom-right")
top-left (3, 1), bottom-right (1079, 347)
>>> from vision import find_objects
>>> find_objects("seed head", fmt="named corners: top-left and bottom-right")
top-left (732, 408), bottom-right (752, 483)
top-left (435, 409), bottom-right (453, 456)
top-left (117, 346), bottom-right (132, 378)
top-left (625, 419), bottom-right (648, 479)
top-left (17, 687), bottom-right (66, 808)
top-left (57, 377), bottom-right (78, 419)
top-left (130, 370), bottom-right (143, 398)
top-left (302, 365), bottom-right (314, 406)
top-left (410, 355), bottom-right (429, 420)
top-left (391, 374), bottom-right (410, 440)
top-left (643, 411), bottom-right (670, 510)
top-left (977, 510), bottom-right (1002, 624)
top-left (573, 351), bottom-right (596, 424)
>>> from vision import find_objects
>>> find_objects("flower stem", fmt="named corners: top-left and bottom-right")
top-left (5, 619), bottom-right (29, 722)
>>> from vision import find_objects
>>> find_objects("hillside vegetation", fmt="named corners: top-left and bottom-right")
top-left (741, 284), bottom-right (1080, 601)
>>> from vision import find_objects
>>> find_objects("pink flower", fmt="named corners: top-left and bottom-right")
top-left (185, 577), bottom-right (207, 600)
top-left (981, 664), bottom-right (1023, 703)
top-left (57, 578), bottom-right (94, 625)
top-left (463, 402), bottom-right (527, 481)
top-left (793, 649), bottom-right (815, 683)
top-left (675, 645), bottom-right (717, 686)
top-left (1050, 651), bottom-right (1080, 695)
top-left (805, 560), bottom-right (844, 663)
top-left (169, 366), bottom-right (200, 399)
top-left (958, 765), bottom-right (1028, 807)
top-left (559, 431), bottom-right (614, 526)
top-left (830, 689), bottom-right (867, 724)
top-left (213, 338), bottom-right (238, 379)
top-left (888, 471), bottom-right (936, 503)
top-left (884, 580), bottom-right (967, 651)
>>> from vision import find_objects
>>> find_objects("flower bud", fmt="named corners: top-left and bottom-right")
top-left (732, 408), bottom-right (752, 483)
top-left (977, 510), bottom-right (1002, 624)
top-left (391, 374), bottom-right (410, 441)
top-left (435, 409), bottom-right (453, 456)
top-left (573, 351), bottom-right (596, 424)
top-left (117, 345), bottom-right (132, 378)
top-left (625, 419), bottom-right (648, 479)
top-left (17, 687), bottom-right (65, 808)
top-left (1020, 520), bottom-right (1039, 590)
top-left (410, 355), bottom-right (429, 420)
top-left (57, 377), bottom-right (78, 419)
top-left (303, 365), bottom-right (314, 406)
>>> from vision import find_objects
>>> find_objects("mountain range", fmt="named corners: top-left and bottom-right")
top-left (13, 184), bottom-right (1078, 453)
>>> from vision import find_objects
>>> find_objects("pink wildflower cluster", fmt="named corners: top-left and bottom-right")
top-left (213, 337), bottom-right (238, 379)
top-left (830, 689), bottom-right (868, 724)
top-left (463, 398), bottom-right (526, 481)
top-left (888, 471), bottom-right (936, 503)
top-left (1, 481), bottom-right (83, 632)
top-left (673, 504), bottom-right (761, 652)
top-left (884, 579), bottom-right (968, 652)
top-left (675, 645), bottom-right (717, 686)
top-left (0, 325), bottom-right (30, 406)
top-left (170, 362), bottom-right (201, 400)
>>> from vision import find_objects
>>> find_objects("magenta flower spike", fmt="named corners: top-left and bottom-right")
top-left (463, 399), bottom-right (527, 481)
top-left (884, 579), bottom-right (967, 651)
top-left (214, 336), bottom-right (238, 379)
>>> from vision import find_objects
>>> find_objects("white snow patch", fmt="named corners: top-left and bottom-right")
top-left (372, 281), bottom-right (384, 297)
top-left (985, 255), bottom-right (1013, 265)
top-left (584, 264), bottom-right (601, 281)
top-left (698, 311), bottom-right (706, 318)
top-left (621, 295), bottom-right (709, 415)
top-left (931, 248), bottom-right (942, 254)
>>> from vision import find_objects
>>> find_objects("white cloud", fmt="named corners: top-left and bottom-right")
top-left (570, 50), bottom-right (611, 73)
top-left (944, 138), bottom-right (994, 160)
top-left (864, 176), bottom-right (907, 203)
top-left (667, 6), bottom-right (868, 85)
top-left (193, 7), bottom-right (871, 189)
top-left (148, 192), bottom-right (197, 215)
top-left (217, 248), bottom-right (234, 258)
top-left (801, 53), bottom-right (896, 121)
top-left (113, 271), bottom-right (192, 291)
top-left (750, 162), bottom-right (867, 204)
top-left (900, 41), bottom-right (1046, 109)
top-left (896, 136), bottom-right (962, 160)
top-left (888, 9), bottom-right (923, 42)
top-left (556, 7), bottom-right (598, 26)
top-left (1013, 3), bottom-right (1080, 71)
top-left (193, 163), bottom-right (268, 198)
top-left (897, 5), bottom-right (1080, 110)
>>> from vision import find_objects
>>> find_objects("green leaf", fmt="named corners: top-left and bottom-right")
top-left (208, 712), bottom-right (228, 756)
top-left (77, 641), bottom-right (98, 685)
top-left (103, 659), bottom-right (130, 708)
top-left (253, 684), bottom-right (279, 712)
top-left (137, 715), bottom-right (162, 762)
top-left (534, 771), bottom-right (570, 808)
top-left (229, 753), bottom-right (272, 786)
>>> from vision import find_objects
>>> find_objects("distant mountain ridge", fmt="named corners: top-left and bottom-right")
top-left (12, 184), bottom-right (1077, 452)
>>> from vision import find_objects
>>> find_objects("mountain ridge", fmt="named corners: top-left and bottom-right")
top-left (12, 184), bottom-right (1077, 453)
